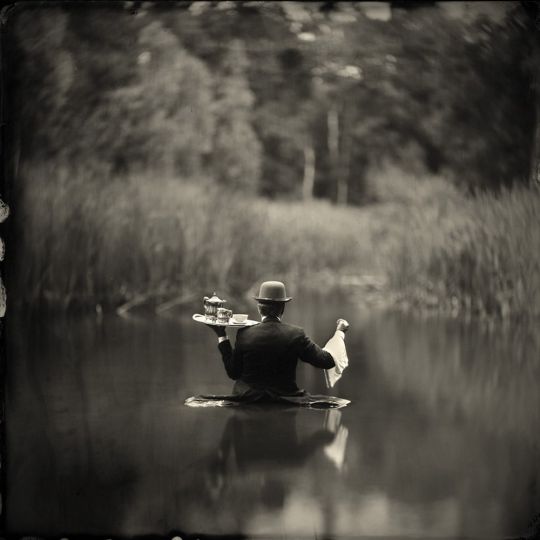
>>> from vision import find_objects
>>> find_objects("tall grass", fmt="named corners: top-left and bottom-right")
top-left (13, 162), bottom-right (540, 319)
top-left (372, 166), bottom-right (540, 319)
top-left (424, 187), bottom-right (540, 318)
top-left (14, 164), bottom-right (368, 308)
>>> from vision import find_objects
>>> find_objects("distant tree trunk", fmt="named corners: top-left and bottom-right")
top-left (337, 179), bottom-right (349, 206)
top-left (526, 6), bottom-right (540, 185)
top-left (327, 106), bottom-right (340, 203)
top-left (336, 170), bottom-right (349, 205)
top-left (13, 125), bottom-right (21, 183)
top-left (302, 142), bottom-right (316, 201)
top-left (336, 167), bottom-right (348, 206)
top-left (532, 109), bottom-right (540, 185)
top-left (531, 44), bottom-right (540, 185)
top-left (337, 102), bottom-right (351, 205)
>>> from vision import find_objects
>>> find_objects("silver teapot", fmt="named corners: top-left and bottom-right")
top-left (203, 292), bottom-right (226, 322)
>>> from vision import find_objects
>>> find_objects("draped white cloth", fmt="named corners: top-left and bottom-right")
top-left (323, 330), bottom-right (349, 388)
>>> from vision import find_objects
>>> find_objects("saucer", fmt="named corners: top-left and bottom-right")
top-left (230, 318), bottom-right (248, 325)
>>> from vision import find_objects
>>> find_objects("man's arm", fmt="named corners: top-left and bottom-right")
top-left (218, 338), bottom-right (243, 380)
top-left (206, 324), bottom-right (243, 380)
top-left (296, 330), bottom-right (335, 369)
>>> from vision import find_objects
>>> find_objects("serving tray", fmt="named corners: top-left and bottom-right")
top-left (192, 314), bottom-right (259, 328)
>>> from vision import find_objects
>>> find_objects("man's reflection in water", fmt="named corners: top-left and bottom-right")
top-left (188, 407), bottom-right (349, 534)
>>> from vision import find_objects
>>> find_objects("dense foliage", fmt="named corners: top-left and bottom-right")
top-left (6, 1), bottom-right (537, 202)
top-left (4, 2), bottom-right (540, 316)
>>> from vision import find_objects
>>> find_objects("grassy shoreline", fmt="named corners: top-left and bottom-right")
top-left (11, 166), bottom-right (540, 319)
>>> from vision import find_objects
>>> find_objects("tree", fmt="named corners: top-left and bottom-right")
top-left (10, 6), bottom-right (74, 164)
top-left (92, 20), bottom-right (215, 176)
top-left (212, 39), bottom-right (261, 191)
top-left (9, 0), bottom-right (536, 198)
top-left (521, 1), bottom-right (540, 185)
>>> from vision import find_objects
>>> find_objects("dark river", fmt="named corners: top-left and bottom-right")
top-left (5, 292), bottom-right (540, 538)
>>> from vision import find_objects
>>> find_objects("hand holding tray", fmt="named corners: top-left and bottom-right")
top-left (192, 314), bottom-right (259, 328)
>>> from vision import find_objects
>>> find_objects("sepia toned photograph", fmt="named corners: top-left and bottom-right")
top-left (1, 1), bottom-right (539, 538)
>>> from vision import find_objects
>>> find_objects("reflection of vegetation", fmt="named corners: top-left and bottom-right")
top-left (364, 313), bottom-right (540, 444)
top-left (9, 310), bottom-right (538, 536)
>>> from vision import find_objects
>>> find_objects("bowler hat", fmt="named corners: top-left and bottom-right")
top-left (254, 281), bottom-right (292, 302)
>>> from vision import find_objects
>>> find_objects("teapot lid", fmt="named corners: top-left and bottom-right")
top-left (206, 291), bottom-right (226, 304)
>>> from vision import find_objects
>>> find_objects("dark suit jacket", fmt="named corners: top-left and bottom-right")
top-left (218, 317), bottom-right (335, 395)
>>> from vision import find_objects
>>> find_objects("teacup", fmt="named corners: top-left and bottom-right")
top-left (232, 313), bottom-right (248, 323)
top-left (217, 308), bottom-right (233, 324)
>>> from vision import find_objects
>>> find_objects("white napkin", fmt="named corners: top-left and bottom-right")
top-left (323, 330), bottom-right (349, 388)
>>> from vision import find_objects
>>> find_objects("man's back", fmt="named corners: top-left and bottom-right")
top-left (219, 317), bottom-right (334, 394)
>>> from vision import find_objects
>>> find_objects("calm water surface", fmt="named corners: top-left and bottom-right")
top-left (6, 293), bottom-right (540, 538)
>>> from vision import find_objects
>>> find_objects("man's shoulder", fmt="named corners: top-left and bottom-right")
top-left (281, 321), bottom-right (303, 330)
top-left (279, 322), bottom-right (306, 337)
top-left (242, 321), bottom-right (304, 335)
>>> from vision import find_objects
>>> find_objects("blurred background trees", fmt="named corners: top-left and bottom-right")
top-left (212, 39), bottom-right (262, 191)
top-left (7, 1), bottom-right (537, 201)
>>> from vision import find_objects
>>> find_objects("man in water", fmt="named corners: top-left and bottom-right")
top-left (205, 281), bottom-right (349, 405)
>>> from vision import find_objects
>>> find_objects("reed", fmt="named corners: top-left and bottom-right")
top-left (428, 186), bottom-right (540, 319)
top-left (13, 163), bottom-right (540, 319)
top-left (378, 169), bottom-right (540, 319)
top-left (13, 165), bottom-right (368, 308)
